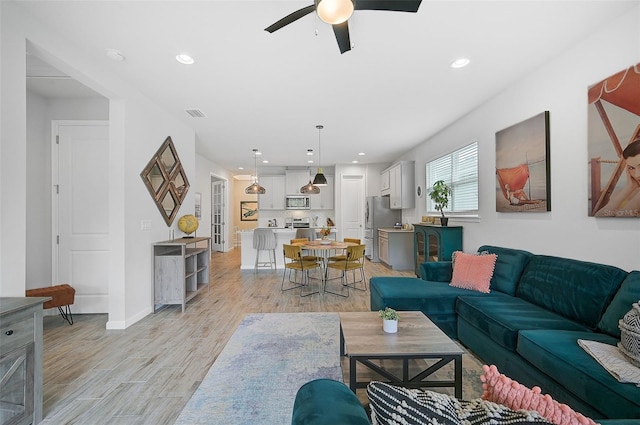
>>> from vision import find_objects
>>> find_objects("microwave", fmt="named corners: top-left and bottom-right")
top-left (285, 195), bottom-right (310, 210)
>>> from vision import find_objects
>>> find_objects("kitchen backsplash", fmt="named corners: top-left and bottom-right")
top-left (258, 210), bottom-right (335, 228)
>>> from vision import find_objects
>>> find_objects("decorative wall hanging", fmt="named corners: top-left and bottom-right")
top-left (588, 63), bottom-right (640, 218)
top-left (495, 111), bottom-right (551, 212)
top-left (240, 201), bottom-right (258, 221)
top-left (140, 136), bottom-right (190, 226)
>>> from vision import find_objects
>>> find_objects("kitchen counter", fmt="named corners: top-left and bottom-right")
top-left (378, 228), bottom-right (413, 270)
top-left (378, 227), bottom-right (413, 233)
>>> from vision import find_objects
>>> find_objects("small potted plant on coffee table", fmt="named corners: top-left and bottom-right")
top-left (429, 180), bottom-right (451, 226)
top-left (379, 307), bottom-right (400, 333)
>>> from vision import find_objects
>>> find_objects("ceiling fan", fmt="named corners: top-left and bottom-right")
top-left (265, 0), bottom-right (423, 54)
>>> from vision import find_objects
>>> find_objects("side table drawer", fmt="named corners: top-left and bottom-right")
top-left (0, 317), bottom-right (34, 356)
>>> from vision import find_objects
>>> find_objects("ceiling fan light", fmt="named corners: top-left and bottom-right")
top-left (313, 168), bottom-right (328, 186)
top-left (300, 180), bottom-right (321, 194)
top-left (316, 0), bottom-right (354, 25)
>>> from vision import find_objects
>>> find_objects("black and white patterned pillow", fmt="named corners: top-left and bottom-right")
top-left (367, 382), bottom-right (554, 425)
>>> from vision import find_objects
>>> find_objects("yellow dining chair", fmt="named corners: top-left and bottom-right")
top-left (324, 244), bottom-right (367, 296)
top-left (327, 238), bottom-right (361, 263)
top-left (282, 244), bottom-right (320, 297)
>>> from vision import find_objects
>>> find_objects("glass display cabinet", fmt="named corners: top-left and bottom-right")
top-left (413, 224), bottom-right (463, 277)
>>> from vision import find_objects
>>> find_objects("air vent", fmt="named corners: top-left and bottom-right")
top-left (185, 109), bottom-right (207, 118)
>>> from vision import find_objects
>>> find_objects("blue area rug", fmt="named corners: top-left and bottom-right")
top-left (175, 313), bottom-right (343, 425)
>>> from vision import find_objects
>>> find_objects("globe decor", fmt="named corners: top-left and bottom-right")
top-left (178, 214), bottom-right (199, 237)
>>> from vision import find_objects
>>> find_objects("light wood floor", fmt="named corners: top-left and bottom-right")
top-left (40, 248), bottom-right (415, 424)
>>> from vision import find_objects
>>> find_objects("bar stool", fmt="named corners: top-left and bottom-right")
top-left (254, 228), bottom-right (277, 270)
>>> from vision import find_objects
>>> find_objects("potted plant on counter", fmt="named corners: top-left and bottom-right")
top-left (379, 307), bottom-right (400, 333)
top-left (429, 180), bottom-right (451, 226)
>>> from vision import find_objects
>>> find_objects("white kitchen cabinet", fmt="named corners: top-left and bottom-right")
top-left (310, 175), bottom-right (334, 209)
top-left (384, 161), bottom-right (415, 209)
top-left (258, 175), bottom-right (286, 210)
top-left (380, 168), bottom-right (390, 196)
top-left (285, 171), bottom-right (311, 194)
top-left (378, 231), bottom-right (389, 264)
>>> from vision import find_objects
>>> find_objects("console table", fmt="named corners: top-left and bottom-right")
top-left (153, 237), bottom-right (210, 312)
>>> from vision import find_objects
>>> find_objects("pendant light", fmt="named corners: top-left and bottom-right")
top-left (313, 125), bottom-right (328, 186)
top-left (245, 149), bottom-right (266, 194)
top-left (300, 148), bottom-right (320, 194)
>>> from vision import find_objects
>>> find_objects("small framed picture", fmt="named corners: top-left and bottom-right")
top-left (240, 201), bottom-right (258, 221)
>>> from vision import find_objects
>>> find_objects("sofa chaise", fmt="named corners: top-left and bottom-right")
top-left (369, 245), bottom-right (640, 420)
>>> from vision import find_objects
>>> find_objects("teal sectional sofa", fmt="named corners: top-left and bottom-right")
top-left (370, 245), bottom-right (640, 420)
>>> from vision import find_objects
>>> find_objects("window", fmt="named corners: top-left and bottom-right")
top-left (426, 141), bottom-right (478, 215)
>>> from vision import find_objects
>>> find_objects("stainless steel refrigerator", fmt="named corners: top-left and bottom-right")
top-left (364, 196), bottom-right (400, 262)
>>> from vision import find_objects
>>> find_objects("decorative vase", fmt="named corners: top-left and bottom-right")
top-left (383, 319), bottom-right (398, 333)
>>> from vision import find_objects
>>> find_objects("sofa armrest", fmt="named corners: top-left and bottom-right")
top-left (420, 261), bottom-right (453, 282)
top-left (292, 379), bottom-right (369, 425)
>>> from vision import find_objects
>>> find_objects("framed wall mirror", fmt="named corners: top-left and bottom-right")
top-left (140, 136), bottom-right (190, 226)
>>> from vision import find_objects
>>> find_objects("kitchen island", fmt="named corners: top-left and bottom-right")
top-left (240, 228), bottom-right (337, 270)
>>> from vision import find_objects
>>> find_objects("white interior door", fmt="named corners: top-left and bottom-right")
top-left (53, 121), bottom-right (109, 313)
top-left (211, 178), bottom-right (226, 252)
top-left (340, 175), bottom-right (365, 241)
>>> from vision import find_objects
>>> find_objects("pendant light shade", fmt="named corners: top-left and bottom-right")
top-left (300, 180), bottom-right (320, 194)
top-left (245, 149), bottom-right (266, 194)
top-left (313, 125), bottom-right (328, 186)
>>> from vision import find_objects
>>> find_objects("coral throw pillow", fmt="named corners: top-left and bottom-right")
top-left (449, 251), bottom-right (497, 293)
top-left (481, 364), bottom-right (598, 425)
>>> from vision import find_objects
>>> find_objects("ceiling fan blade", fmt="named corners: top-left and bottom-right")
top-left (355, 0), bottom-right (422, 12)
top-left (265, 5), bottom-right (316, 33)
top-left (332, 21), bottom-right (351, 54)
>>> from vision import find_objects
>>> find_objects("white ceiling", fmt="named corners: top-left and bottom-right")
top-left (20, 0), bottom-right (637, 172)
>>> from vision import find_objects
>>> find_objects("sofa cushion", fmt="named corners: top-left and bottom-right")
top-left (517, 330), bottom-right (640, 419)
top-left (370, 276), bottom-right (502, 338)
top-left (291, 379), bottom-right (370, 425)
top-left (420, 260), bottom-right (453, 282)
top-left (477, 245), bottom-right (533, 296)
top-left (598, 271), bottom-right (640, 338)
top-left (450, 251), bottom-right (497, 293)
top-left (367, 381), bottom-right (554, 425)
top-left (516, 255), bottom-right (627, 329)
top-left (456, 296), bottom-right (590, 351)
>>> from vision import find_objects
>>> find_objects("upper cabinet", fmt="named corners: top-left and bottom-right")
top-left (380, 169), bottom-right (391, 196)
top-left (285, 171), bottom-right (311, 194)
top-left (258, 175), bottom-right (286, 209)
top-left (382, 161), bottom-right (415, 209)
top-left (310, 175), bottom-right (334, 210)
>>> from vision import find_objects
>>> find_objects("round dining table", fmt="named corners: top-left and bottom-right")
top-left (291, 240), bottom-right (357, 291)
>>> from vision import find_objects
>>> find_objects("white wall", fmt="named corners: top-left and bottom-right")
top-left (398, 6), bottom-right (640, 272)
top-left (1, 2), bottom-right (196, 329)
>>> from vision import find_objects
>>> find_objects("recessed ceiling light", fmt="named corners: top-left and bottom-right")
top-left (358, 152), bottom-right (365, 156)
top-left (352, 160), bottom-right (359, 163)
top-left (106, 48), bottom-right (125, 62)
top-left (262, 160), bottom-right (269, 164)
top-left (176, 54), bottom-right (194, 65)
top-left (308, 159), bottom-right (314, 164)
top-left (238, 167), bottom-right (244, 170)
top-left (451, 58), bottom-right (470, 69)
top-left (307, 149), bottom-right (314, 156)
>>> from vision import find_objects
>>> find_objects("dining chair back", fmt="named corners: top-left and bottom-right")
top-left (290, 238), bottom-right (321, 262)
top-left (325, 244), bottom-right (367, 296)
top-left (282, 244), bottom-right (320, 297)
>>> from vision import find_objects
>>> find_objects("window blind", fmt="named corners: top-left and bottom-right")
top-left (426, 141), bottom-right (478, 215)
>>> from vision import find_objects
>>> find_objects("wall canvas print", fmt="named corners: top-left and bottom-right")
top-left (588, 63), bottom-right (640, 217)
top-left (495, 111), bottom-right (551, 212)
top-left (240, 201), bottom-right (258, 221)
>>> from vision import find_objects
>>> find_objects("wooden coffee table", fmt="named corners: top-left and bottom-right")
top-left (339, 311), bottom-right (463, 396)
